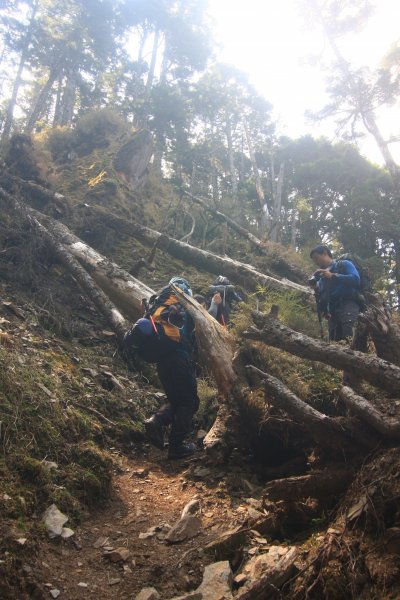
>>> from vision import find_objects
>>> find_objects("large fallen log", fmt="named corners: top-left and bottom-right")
top-left (246, 365), bottom-right (376, 450)
top-left (84, 205), bottom-right (311, 296)
top-left (185, 190), bottom-right (308, 284)
top-left (171, 285), bottom-right (239, 461)
top-left (3, 173), bottom-right (311, 296)
top-left (339, 385), bottom-right (400, 439)
top-left (0, 186), bottom-right (128, 339)
top-left (0, 185), bottom-right (154, 320)
top-left (244, 310), bottom-right (400, 396)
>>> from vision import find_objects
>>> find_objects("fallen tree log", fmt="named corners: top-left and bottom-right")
top-left (84, 205), bottom-right (311, 296)
top-left (3, 173), bottom-right (311, 296)
top-left (184, 189), bottom-right (308, 284)
top-left (0, 185), bottom-right (154, 320)
top-left (339, 385), bottom-right (400, 439)
top-left (263, 469), bottom-right (354, 502)
top-left (246, 365), bottom-right (376, 450)
top-left (244, 310), bottom-right (400, 396)
top-left (0, 186), bottom-right (128, 339)
top-left (171, 285), bottom-right (239, 462)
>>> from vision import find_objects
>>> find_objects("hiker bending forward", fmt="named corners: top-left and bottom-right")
top-left (125, 277), bottom-right (199, 459)
top-left (310, 245), bottom-right (361, 342)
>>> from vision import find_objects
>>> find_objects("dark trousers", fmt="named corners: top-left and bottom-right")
top-left (155, 352), bottom-right (199, 447)
top-left (329, 300), bottom-right (360, 342)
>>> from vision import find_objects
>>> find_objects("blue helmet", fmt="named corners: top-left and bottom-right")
top-left (169, 277), bottom-right (193, 296)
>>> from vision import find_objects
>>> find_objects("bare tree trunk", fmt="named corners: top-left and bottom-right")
top-left (145, 29), bottom-right (160, 99)
top-left (171, 285), bottom-right (239, 461)
top-left (244, 309), bottom-right (400, 395)
top-left (60, 71), bottom-right (77, 126)
top-left (359, 294), bottom-right (400, 366)
top-left (1, 0), bottom-right (39, 144)
top-left (243, 119), bottom-right (269, 233)
top-left (290, 207), bottom-right (297, 249)
top-left (263, 469), bottom-right (354, 502)
top-left (52, 76), bottom-right (64, 127)
top-left (270, 162), bottom-right (284, 243)
top-left (137, 27), bottom-right (148, 63)
top-left (85, 204), bottom-right (311, 295)
top-left (225, 116), bottom-right (238, 203)
top-left (25, 65), bottom-right (60, 133)
top-left (0, 186), bottom-right (128, 338)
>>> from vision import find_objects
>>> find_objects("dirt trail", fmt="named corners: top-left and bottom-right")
top-left (34, 449), bottom-right (250, 600)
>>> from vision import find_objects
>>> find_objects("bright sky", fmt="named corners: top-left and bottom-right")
top-left (207, 0), bottom-right (400, 165)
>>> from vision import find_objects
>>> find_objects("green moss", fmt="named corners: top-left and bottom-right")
top-left (12, 456), bottom-right (50, 486)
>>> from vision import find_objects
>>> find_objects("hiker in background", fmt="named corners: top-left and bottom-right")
top-left (309, 245), bottom-right (364, 342)
top-left (193, 292), bottom-right (223, 319)
top-left (124, 277), bottom-right (199, 459)
top-left (206, 276), bottom-right (243, 326)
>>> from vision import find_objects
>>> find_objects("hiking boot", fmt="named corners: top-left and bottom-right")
top-left (168, 442), bottom-right (196, 460)
top-left (145, 416), bottom-right (165, 450)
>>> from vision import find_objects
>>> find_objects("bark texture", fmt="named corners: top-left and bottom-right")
top-left (244, 310), bottom-right (400, 395)
top-left (86, 205), bottom-right (311, 296)
top-left (246, 366), bottom-right (375, 451)
top-left (171, 285), bottom-right (239, 462)
top-left (340, 385), bottom-right (400, 439)
top-left (263, 469), bottom-right (354, 502)
top-left (0, 186), bottom-right (154, 320)
top-left (0, 185), bottom-right (128, 339)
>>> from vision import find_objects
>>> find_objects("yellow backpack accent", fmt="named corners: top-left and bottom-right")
top-left (151, 294), bottom-right (181, 343)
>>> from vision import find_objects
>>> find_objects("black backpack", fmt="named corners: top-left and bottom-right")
top-left (336, 253), bottom-right (372, 309)
top-left (123, 287), bottom-right (185, 364)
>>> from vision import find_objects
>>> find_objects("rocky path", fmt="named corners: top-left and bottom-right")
top-left (33, 449), bottom-right (253, 600)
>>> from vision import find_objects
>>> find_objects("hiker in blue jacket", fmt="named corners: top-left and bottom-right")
top-left (309, 245), bottom-right (361, 342)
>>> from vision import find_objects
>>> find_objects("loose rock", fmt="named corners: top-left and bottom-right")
top-left (166, 515), bottom-right (201, 544)
top-left (43, 504), bottom-right (69, 539)
top-left (181, 498), bottom-right (200, 519)
top-left (135, 587), bottom-right (160, 600)
top-left (197, 561), bottom-right (233, 600)
top-left (106, 547), bottom-right (131, 563)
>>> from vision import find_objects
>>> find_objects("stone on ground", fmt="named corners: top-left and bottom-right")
top-left (166, 515), bottom-right (201, 543)
top-left (135, 587), bottom-right (161, 600)
top-left (181, 498), bottom-right (200, 519)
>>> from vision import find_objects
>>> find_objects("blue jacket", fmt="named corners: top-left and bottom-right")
top-left (316, 260), bottom-right (360, 312)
